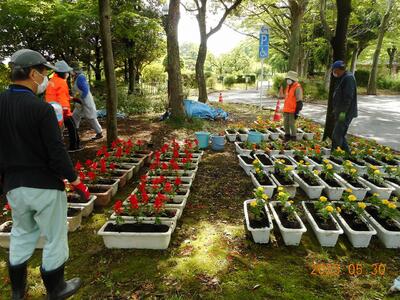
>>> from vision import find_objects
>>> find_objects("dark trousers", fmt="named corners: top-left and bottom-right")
top-left (332, 117), bottom-right (353, 153)
top-left (64, 116), bottom-right (80, 150)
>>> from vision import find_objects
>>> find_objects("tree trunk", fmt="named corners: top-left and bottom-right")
top-left (322, 0), bottom-right (352, 141)
top-left (288, 1), bottom-right (304, 72)
top-left (387, 46), bottom-right (397, 76)
top-left (124, 59), bottom-right (128, 83)
top-left (94, 38), bottom-right (102, 81)
top-left (196, 41), bottom-right (208, 103)
top-left (367, 0), bottom-right (395, 95)
top-left (350, 45), bottom-right (359, 73)
top-left (128, 56), bottom-right (134, 94)
top-left (99, 0), bottom-right (118, 146)
top-left (167, 0), bottom-right (185, 119)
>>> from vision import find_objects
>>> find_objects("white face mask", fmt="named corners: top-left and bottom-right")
top-left (65, 73), bottom-right (70, 79)
top-left (33, 71), bottom-right (49, 94)
top-left (286, 79), bottom-right (293, 85)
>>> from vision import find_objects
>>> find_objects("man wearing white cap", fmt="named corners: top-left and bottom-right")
top-left (282, 70), bottom-right (303, 141)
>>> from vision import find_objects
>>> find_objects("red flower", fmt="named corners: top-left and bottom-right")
top-left (138, 182), bottom-right (146, 193)
top-left (186, 152), bottom-right (193, 160)
top-left (129, 194), bottom-right (139, 210)
top-left (161, 143), bottom-right (169, 154)
top-left (154, 193), bottom-right (166, 211)
top-left (75, 161), bottom-right (82, 171)
top-left (162, 162), bottom-right (169, 170)
top-left (159, 175), bottom-right (166, 183)
top-left (96, 149), bottom-right (103, 157)
top-left (171, 161), bottom-right (180, 171)
top-left (109, 163), bottom-right (116, 170)
top-left (164, 182), bottom-right (172, 193)
top-left (174, 178), bottom-right (182, 186)
top-left (113, 200), bottom-right (123, 215)
top-left (87, 171), bottom-right (96, 181)
top-left (111, 141), bottom-right (117, 149)
top-left (126, 139), bottom-right (133, 147)
top-left (140, 175), bottom-right (148, 183)
top-left (154, 151), bottom-right (161, 160)
top-left (91, 162), bottom-right (98, 170)
top-left (115, 147), bottom-right (123, 158)
top-left (173, 149), bottom-right (180, 159)
top-left (137, 140), bottom-right (144, 146)
top-left (4, 203), bottom-right (11, 211)
top-left (149, 163), bottom-right (156, 171)
top-left (141, 192), bottom-right (149, 204)
top-left (85, 159), bottom-right (93, 167)
top-left (104, 151), bottom-right (110, 159)
top-left (152, 183), bottom-right (160, 191)
top-left (78, 171), bottom-right (86, 181)
top-left (182, 158), bottom-right (188, 164)
top-left (194, 139), bottom-right (199, 146)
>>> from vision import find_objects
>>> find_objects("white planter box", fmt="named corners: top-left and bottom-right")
top-left (322, 147), bottom-right (331, 156)
top-left (326, 158), bottom-right (344, 172)
top-left (358, 177), bottom-right (394, 199)
top-left (98, 220), bottom-right (174, 249)
top-left (364, 209), bottom-right (400, 248)
top-left (68, 195), bottom-right (97, 217)
top-left (238, 131), bottom-right (248, 142)
top-left (276, 128), bottom-right (285, 138)
top-left (110, 208), bottom-right (181, 232)
top-left (91, 178), bottom-right (120, 197)
top-left (270, 173), bottom-right (299, 198)
top-left (250, 172), bottom-right (276, 198)
top-left (0, 221), bottom-right (46, 249)
top-left (304, 157), bottom-right (323, 171)
top-left (238, 155), bottom-right (254, 176)
top-left (269, 201), bottom-right (307, 246)
top-left (258, 131), bottom-right (270, 141)
top-left (225, 130), bottom-right (237, 142)
top-left (336, 176), bottom-right (370, 201)
top-left (268, 150), bottom-right (281, 157)
top-left (117, 163), bottom-right (136, 180)
top-left (364, 156), bottom-right (386, 173)
top-left (293, 172), bottom-right (324, 199)
top-left (334, 212), bottom-right (376, 248)
top-left (235, 142), bottom-right (252, 156)
top-left (303, 132), bottom-right (315, 141)
top-left (268, 130), bottom-right (280, 141)
top-left (147, 174), bottom-right (194, 186)
top-left (302, 201), bottom-right (343, 247)
top-left (296, 129), bottom-right (304, 141)
top-left (386, 178), bottom-right (400, 196)
top-left (283, 150), bottom-right (295, 157)
top-left (348, 160), bottom-right (367, 176)
top-left (243, 199), bottom-right (273, 244)
top-left (271, 155), bottom-right (297, 168)
top-left (318, 174), bottom-right (346, 201)
top-left (67, 208), bottom-right (83, 232)
top-left (254, 154), bottom-right (274, 173)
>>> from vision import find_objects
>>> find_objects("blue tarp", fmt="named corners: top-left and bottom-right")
top-left (184, 99), bottom-right (228, 120)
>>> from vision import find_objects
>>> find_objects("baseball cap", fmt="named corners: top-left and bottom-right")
top-left (11, 49), bottom-right (55, 70)
top-left (332, 60), bottom-right (346, 69)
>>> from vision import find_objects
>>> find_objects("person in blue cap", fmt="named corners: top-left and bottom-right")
top-left (330, 60), bottom-right (358, 153)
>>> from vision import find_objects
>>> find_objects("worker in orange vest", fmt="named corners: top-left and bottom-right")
top-left (282, 71), bottom-right (303, 141)
top-left (45, 61), bottom-right (82, 152)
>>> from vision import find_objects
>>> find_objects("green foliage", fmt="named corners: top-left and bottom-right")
top-left (117, 87), bottom-right (167, 115)
top-left (0, 64), bottom-right (9, 91)
top-left (354, 70), bottom-right (370, 87)
top-left (206, 76), bottom-right (217, 89)
top-left (142, 62), bottom-right (167, 83)
top-left (377, 75), bottom-right (400, 91)
top-left (223, 75), bottom-right (236, 88)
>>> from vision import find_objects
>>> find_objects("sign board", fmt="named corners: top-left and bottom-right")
top-left (259, 25), bottom-right (269, 59)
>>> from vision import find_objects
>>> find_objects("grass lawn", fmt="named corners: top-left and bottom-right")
top-left (1, 103), bottom-right (400, 300)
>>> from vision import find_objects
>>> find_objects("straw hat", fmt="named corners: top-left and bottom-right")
top-left (285, 71), bottom-right (299, 82)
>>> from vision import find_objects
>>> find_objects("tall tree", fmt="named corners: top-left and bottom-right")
top-left (167, 0), bottom-right (185, 119)
top-left (183, 0), bottom-right (243, 103)
top-left (99, 0), bottom-right (118, 145)
top-left (321, 0), bottom-right (352, 140)
top-left (367, 0), bottom-right (395, 95)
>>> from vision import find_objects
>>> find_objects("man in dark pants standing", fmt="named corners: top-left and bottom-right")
top-left (0, 49), bottom-right (90, 299)
top-left (331, 60), bottom-right (358, 153)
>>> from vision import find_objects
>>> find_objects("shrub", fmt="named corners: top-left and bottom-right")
top-left (207, 76), bottom-right (217, 89)
top-left (377, 76), bottom-right (400, 92)
top-left (223, 75), bottom-right (236, 88)
top-left (0, 64), bottom-right (10, 92)
top-left (354, 70), bottom-right (370, 87)
top-left (142, 63), bottom-right (167, 83)
top-left (272, 74), bottom-right (286, 95)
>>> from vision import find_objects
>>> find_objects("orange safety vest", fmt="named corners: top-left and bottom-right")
top-left (45, 74), bottom-right (72, 117)
top-left (283, 82), bottom-right (302, 113)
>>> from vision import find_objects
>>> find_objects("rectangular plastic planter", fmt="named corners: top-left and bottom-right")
top-left (358, 177), bottom-right (394, 199)
top-left (111, 170), bottom-right (129, 189)
top-left (147, 174), bottom-right (194, 187)
top-left (98, 220), bottom-right (175, 249)
top-left (238, 131), bottom-right (248, 142)
top-left (303, 132), bottom-right (315, 141)
top-left (250, 172), bottom-right (276, 198)
top-left (302, 201), bottom-right (343, 247)
top-left (335, 176), bottom-right (371, 201)
top-left (318, 174), bottom-right (346, 201)
top-left (269, 201), bottom-right (307, 246)
top-left (304, 157), bottom-right (323, 171)
top-left (225, 130), bottom-right (237, 142)
top-left (386, 178), bottom-right (400, 196)
top-left (116, 163), bottom-right (136, 180)
top-left (68, 195), bottom-right (97, 217)
top-left (255, 154), bottom-right (274, 173)
top-left (243, 199), bottom-right (273, 244)
top-left (293, 172), bottom-right (324, 199)
top-left (235, 142), bottom-right (252, 156)
top-left (88, 185), bottom-right (114, 207)
top-left (270, 173), bottom-right (299, 198)
top-left (0, 221), bottom-right (46, 249)
top-left (334, 212), bottom-right (376, 248)
top-left (238, 154), bottom-right (254, 176)
top-left (268, 130), bottom-right (280, 141)
top-left (91, 178), bottom-right (120, 197)
top-left (364, 209), bottom-right (400, 248)
top-left (67, 207), bottom-right (83, 232)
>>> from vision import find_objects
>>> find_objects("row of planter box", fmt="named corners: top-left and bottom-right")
top-left (97, 150), bottom-right (204, 250)
top-left (226, 128), bottom-right (315, 142)
top-left (245, 200), bottom-right (400, 249)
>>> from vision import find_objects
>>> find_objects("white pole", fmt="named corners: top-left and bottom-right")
top-left (260, 59), bottom-right (264, 108)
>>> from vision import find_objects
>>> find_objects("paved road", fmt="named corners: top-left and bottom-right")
top-left (209, 89), bottom-right (400, 151)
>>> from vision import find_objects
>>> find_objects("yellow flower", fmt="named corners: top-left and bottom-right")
top-left (323, 159), bottom-right (330, 164)
top-left (289, 200), bottom-right (294, 204)
top-left (319, 196), bottom-right (328, 202)
top-left (374, 170), bottom-right (381, 175)
top-left (385, 147), bottom-right (390, 151)
top-left (373, 193), bottom-right (379, 197)
top-left (388, 203), bottom-right (397, 209)
top-left (306, 162), bottom-right (310, 165)
top-left (277, 187), bottom-right (284, 192)
top-left (358, 202), bottom-right (366, 210)
top-left (391, 168), bottom-right (397, 172)
top-left (336, 207), bottom-right (342, 213)
top-left (346, 188), bottom-right (353, 193)
top-left (344, 160), bottom-right (352, 166)
top-left (313, 170), bottom-right (320, 175)
top-left (284, 166), bottom-right (293, 172)
top-left (257, 187), bottom-right (264, 193)
top-left (252, 160), bottom-right (258, 166)
top-left (381, 199), bottom-right (389, 205)
top-left (348, 195), bottom-right (357, 202)
top-left (255, 168), bottom-right (261, 173)
top-left (262, 194), bottom-right (269, 201)
top-left (350, 168), bottom-right (357, 174)
top-left (371, 165), bottom-right (378, 170)
top-left (327, 164), bottom-right (333, 170)
top-left (250, 200), bottom-right (257, 207)
top-left (299, 160), bottom-right (304, 164)
top-left (278, 192), bottom-right (285, 197)
top-left (326, 205), bottom-right (334, 213)
top-left (351, 151), bottom-right (356, 155)
top-left (393, 197), bottom-right (398, 203)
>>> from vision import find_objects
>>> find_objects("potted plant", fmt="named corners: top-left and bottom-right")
top-left (293, 163), bottom-right (324, 199)
top-left (302, 197), bottom-right (343, 247)
top-left (270, 159), bottom-right (299, 198)
top-left (238, 154), bottom-right (255, 176)
top-left (269, 187), bottom-right (307, 246)
top-left (327, 147), bottom-right (345, 172)
top-left (237, 124), bottom-right (249, 142)
top-left (265, 141), bottom-right (284, 156)
top-left (358, 166), bottom-right (394, 199)
top-left (67, 190), bottom-right (97, 217)
top-left (305, 145), bottom-right (324, 170)
top-left (344, 150), bottom-right (367, 176)
top-left (254, 153), bottom-right (274, 173)
top-left (334, 191), bottom-right (376, 248)
top-left (385, 166), bottom-right (400, 196)
top-left (373, 147), bottom-right (400, 167)
top-left (225, 127), bottom-right (237, 142)
top-left (250, 159), bottom-right (276, 197)
top-left (235, 141), bottom-right (257, 156)
top-left (243, 187), bottom-right (273, 244)
top-left (290, 148), bottom-right (312, 170)
top-left (336, 160), bottom-right (370, 201)
top-left (67, 207), bottom-right (83, 232)
top-left (318, 160), bottom-right (346, 200)
top-left (265, 121), bottom-right (280, 140)
top-left (364, 194), bottom-right (400, 248)
top-left (301, 122), bottom-right (316, 140)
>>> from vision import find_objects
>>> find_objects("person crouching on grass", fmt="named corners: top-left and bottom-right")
top-left (281, 71), bottom-right (303, 142)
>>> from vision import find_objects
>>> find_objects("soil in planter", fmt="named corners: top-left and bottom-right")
top-left (268, 128), bottom-right (278, 133)
top-left (293, 155), bottom-right (305, 163)
top-left (366, 206), bottom-right (400, 232)
top-left (67, 194), bottom-right (86, 204)
top-left (276, 157), bottom-right (293, 165)
top-left (1, 222), bottom-right (12, 233)
top-left (247, 205), bottom-right (270, 229)
top-left (364, 157), bottom-right (383, 166)
top-left (238, 129), bottom-right (248, 134)
top-left (226, 129), bottom-right (236, 134)
top-left (240, 156), bottom-right (254, 165)
top-left (349, 158), bottom-right (366, 166)
top-left (67, 208), bottom-right (81, 217)
top-left (381, 158), bottom-right (398, 165)
top-left (255, 154), bottom-right (273, 166)
top-left (386, 177), bottom-right (400, 186)
top-left (255, 173), bottom-right (273, 186)
top-left (309, 156), bottom-right (323, 164)
top-left (275, 204), bottom-right (301, 229)
top-left (340, 210), bottom-right (370, 231)
top-left (121, 210), bottom-right (177, 218)
top-left (305, 203), bottom-right (337, 231)
top-left (115, 165), bottom-right (132, 170)
top-left (298, 173), bottom-right (320, 186)
top-left (274, 173), bottom-right (295, 185)
top-left (329, 156), bottom-right (343, 165)
top-left (361, 175), bottom-right (387, 188)
top-left (95, 178), bottom-right (118, 185)
top-left (88, 186), bottom-right (111, 193)
top-left (104, 223), bottom-right (170, 233)
top-left (339, 174), bottom-right (364, 188)
top-left (320, 174), bottom-right (342, 188)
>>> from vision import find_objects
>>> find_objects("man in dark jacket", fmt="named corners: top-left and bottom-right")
top-left (331, 60), bottom-right (358, 153)
top-left (0, 49), bottom-right (90, 300)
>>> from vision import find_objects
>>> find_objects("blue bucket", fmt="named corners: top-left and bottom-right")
top-left (211, 135), bottom-right (226, 151)
top-left (247, 131), bottom-right (263, 144)
top-left (195, 132), bottom-right (210, 149)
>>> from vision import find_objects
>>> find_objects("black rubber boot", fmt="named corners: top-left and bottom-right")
top-left (8, 261), bottom-right (27, 300)
top-left (283, 134), bottom-right (291, 142)
top-left (290, 136), bottom-right (297, 141)
top-left (40, 264), bottom-right (81, 300)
